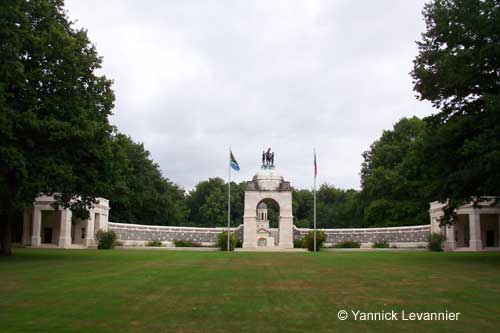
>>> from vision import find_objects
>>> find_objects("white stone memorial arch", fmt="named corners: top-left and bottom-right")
top-left (243, 163), bottom-right (294, 249)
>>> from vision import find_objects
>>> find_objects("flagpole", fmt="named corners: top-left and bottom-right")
top-left (227, 148), bottom-right (231, 252)
top-left (313, 148), bottom-right (317, 252)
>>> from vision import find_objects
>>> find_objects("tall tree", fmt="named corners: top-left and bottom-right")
top-left (186, 178), bottom-right (244, 227)
top-left (292, 189), bottom-right (314, 227)
top-left (360, 117), bottom-right (431, 226)
top-left (411, 0), bottom-right (500, 215)
top-left (0, 0), bottom-right (118, 255)
top-left (104, 134), bottom-right (188, 226)
top-left (315, 184), bottom-right (364, 228)
top-left (292, 185), bottom-right (364, 229)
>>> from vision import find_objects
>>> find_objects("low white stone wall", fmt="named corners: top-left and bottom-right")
top-left (108, 222), bottom-right (430, 248)
top-left (108, 222), bottom-right (243, 246)
top-left (294, 224), bottom-right (431, 248)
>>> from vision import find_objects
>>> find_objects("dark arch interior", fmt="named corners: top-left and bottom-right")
top-left (256, 198), bottom-right (280, 228)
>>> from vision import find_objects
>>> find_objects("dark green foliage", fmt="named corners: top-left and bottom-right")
top-left (293, 238), bottom-right (305, 248)
top-left (188, 178), bottom-right (227, 227)
top-left (173, 240), bottom-right (202, 247)
top-left (228, 182), bottom-right (245, 227)
top-left (235, 239), bottom-right (243, 248)
top-left (256, 199), bottom-right (279, 228)
top-left (217, 231), bottom-right (236, 251)
top-left (318, 186), bottom-right (365, 228)
top-left (293, 190), bottom-right (313, 227)
top-left (266, 202), bottom-right (279, 228)
top-left (0, 0), bottom-right (120, 255)
top-left (372, 241), bottom-right (389, 248)
top-left (360, 117), bottom-right (431, 227)
top-left (293, 186), bottom-right (364, 229)
top-left (411, 0), bottom-right (500, 218)
top-left (303, 230), bottom-right (326, 251)
top-left (412, 0), bottom-right (499, 118)
top-left (333, 241), bottom-right (361, 248)
top-left (104, 134), bottom-right (188, 226)
top-left (428, 233), bottom-right (446, 252)
top-left (146, 240), bottom-right (163, 247)
top-left (186, 178), bottom-right (244, 227)
top-left (293, 219), bottom-right (310, 228)
top-left (95, 230), bottom-right (117, 249)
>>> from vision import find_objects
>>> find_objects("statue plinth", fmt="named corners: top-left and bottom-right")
top-left (261, 164), bottom-right (276, 170)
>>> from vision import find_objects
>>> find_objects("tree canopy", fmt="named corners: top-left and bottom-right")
top-left (360, 117), bottom-right (431, 226)
top-left (103, 134), bottom-right (188, 226)
top-left (292, 185), bottom-right (364, 229)
top-left (0, 0), bottom-right (118, 255)
top-left (186, 178), bottom-right (245, 227)
top-left (411, 0), bottom-right (500, 214)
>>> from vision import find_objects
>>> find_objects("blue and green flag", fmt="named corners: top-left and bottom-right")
top-left (229, 150), bottom-right (240, 171)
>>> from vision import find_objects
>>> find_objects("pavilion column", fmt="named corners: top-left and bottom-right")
top-left (445, 224), bottom-right (456, 251)
top-left (22, 209), bottom-right (31, 245)
top-left (102, 213), bottom-right (109, 232)
top-left (58, 208), bottom-right (72, 248)
top-left (85, 211), bottom-right (95, 247)
top-left (94, 213), bottom-right (102, 236)
top-left (469, 211), bottom-right (482, 251)
top-left (430, 214), bottom-right (441, 234)
top-left (31, 207), bottom-right (42, 247)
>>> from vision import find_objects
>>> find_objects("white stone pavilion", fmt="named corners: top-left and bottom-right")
top-left (21, 195), bottom-right (110, 248)
top-left (430, 198), bottom-right (500, 251)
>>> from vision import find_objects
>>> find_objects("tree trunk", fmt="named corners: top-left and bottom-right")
top-left (0, 207), bottom-right (13, 256)
top-left (2, 168), bottom-right (17, 256)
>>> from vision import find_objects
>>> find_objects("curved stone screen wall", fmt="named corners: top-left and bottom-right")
top-left (294, 225), bottom-right (430, 247)
top-left (108, 222), bottom-right (243, 246)
top-left (109, 222), bottom-right (430, 247)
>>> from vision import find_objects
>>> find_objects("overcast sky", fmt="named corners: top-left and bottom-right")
top-left (65, 0), bottom-right (435, 191)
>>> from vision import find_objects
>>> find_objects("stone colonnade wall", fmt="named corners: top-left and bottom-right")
top-left (294, 224), bottom-right (431, 247)
top-left (108, 222), bottom-right (244, 246)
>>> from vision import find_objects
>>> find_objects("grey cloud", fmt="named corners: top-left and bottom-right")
top-left (66, 0), bottom-right (435, 190)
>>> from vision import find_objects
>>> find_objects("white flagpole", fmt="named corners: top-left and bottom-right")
top-left (313, 148), bottom-right (317, 252)
top-left (227, 148), bottom-right (231, 252)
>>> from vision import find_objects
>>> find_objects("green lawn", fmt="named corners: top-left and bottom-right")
top-left (1, 249), bottom-right (500, 333)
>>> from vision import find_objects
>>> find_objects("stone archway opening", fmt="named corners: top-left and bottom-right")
top-left (256, 198), bottom-right (280, 228)
top-left (255, 198), bottom-right (280, 247)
